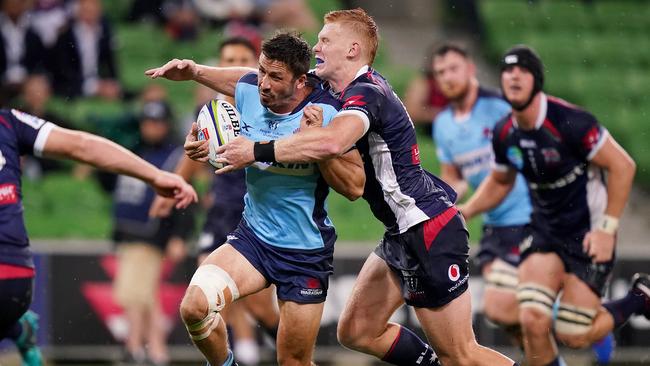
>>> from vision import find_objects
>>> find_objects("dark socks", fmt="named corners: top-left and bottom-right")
top-left (381, 326), bottom-right (440, 366)
top-left (603, 290), bottom-right (646, 328)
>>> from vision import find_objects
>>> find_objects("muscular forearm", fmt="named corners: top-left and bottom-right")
top-left (275, 127), bottom-right (348, 163)
top-left (175, 155), bottom-right (204, 181)
top-left (604, 159), bottom-right (636, 218)
top-left (318, 150), bottom-right (365, 201)
top-left (193, 65), bottom-right (256, 97)
top-left (462, 174), bottom-right (514, 220)
top-left (66, 131), bottom-right (160, 184)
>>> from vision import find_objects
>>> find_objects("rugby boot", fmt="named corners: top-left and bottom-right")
top-left (631, 272), bottom-right (650, 320)
top-left (15, 310), bottom-right (43, 366)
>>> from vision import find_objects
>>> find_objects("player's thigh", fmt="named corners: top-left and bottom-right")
top-left (413, 290), bottom-right (477, 358)
top-left (199, 243), bottom-right (267, 301)
top-left (518, 252), bottom-right (565, 292)
top-left (243, 285), bottom-right (278, 323)
top-left (339, 252), bottom-right (404, 332)
top-left (0, 277), bottom-right (32, 337)
top-left (276, 300), bottom-right (324, 362)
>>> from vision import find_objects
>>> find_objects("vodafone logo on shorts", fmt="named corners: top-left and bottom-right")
top-left (448, 264), bottom-right (460, 282)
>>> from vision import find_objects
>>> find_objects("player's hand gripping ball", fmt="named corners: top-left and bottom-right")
top-left (195, 100), bottom-right (241, 169)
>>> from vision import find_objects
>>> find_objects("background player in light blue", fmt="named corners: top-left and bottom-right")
top-left (147, 32), bottom-right (365, 366)
top-left (432, 43), bottom-right (531, 345)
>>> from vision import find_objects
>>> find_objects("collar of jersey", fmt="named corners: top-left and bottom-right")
top-left (354, 65), bottom-right (371, 79)
top-left (512, 93), bottom-right (547, 130)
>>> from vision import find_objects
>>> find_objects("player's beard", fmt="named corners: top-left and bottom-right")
top-left (445, 81), bottom-right (470, 103)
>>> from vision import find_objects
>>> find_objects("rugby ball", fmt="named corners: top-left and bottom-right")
top-left (196, 99), bottom-right (241, 169)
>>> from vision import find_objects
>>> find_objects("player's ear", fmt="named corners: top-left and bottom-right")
top-left (295, 74), bottom-right (307, 89)
top-left (348, 42), bottom-right (361, 59)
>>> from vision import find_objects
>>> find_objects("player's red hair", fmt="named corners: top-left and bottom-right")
top-left (324, 8), bottom-right (379, 65)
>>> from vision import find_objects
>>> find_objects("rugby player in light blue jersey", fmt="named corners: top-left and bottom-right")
top-left (431, 43), bottom-right (531, 345)
top-left (146, 32), bottom-right (365, 366)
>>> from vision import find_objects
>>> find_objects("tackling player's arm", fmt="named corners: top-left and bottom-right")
top-left (318, 148), bottom-right (365, 201)
top-left (440, 163), bottom-right (469, 200)
top-left (583, 135), bottom-right (636, 262)
top-left (459, 168), bottom-right (516, 221)
top-left (42, 126), bottom-right (197, 208)
top-left (145, 59), bottom-right (255, 97)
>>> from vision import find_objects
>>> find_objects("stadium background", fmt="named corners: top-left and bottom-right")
top-left (2, 0), bottom-right (650, 365)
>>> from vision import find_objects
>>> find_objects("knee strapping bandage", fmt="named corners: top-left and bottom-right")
top-left (185, 264), bottom-right (240, 341)
top-left (486, 261), bottom-right (518, 292)
top-left (555, 303), bottom-right (596, 335)
top-left (517, 283), bottom-right (557, 316)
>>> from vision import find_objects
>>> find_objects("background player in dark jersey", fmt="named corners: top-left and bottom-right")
top-left (460, 45), bottom-right (650, 366)
top-left (147, 32), bottom-right (365, 366)
top-left (149, 36), bottom-right (279, 365)
top-left (0, 109), bottom-right (196, 366)
top-left (431, 43), bottom-right (530, 346)
top-left (203, 8), bottom-right (517, 366)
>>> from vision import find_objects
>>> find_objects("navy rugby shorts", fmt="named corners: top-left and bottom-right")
top-left (227, 220), bottom-right (334, 304)
top-left (475, 224), bottom-right (528, 271)
top-left (520, 224), bottom-right (614, 297)
top-left (198, 206), bottom-right (244, 254)
top-left (375, 207), bottom-right (470, 308)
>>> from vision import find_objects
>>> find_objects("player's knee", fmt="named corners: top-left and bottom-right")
top-left (179, 287), bottom-right (209, 325)
top-left (336, 318), bottom-right (372, 351)
top-left (276, 351), bottom-right (311, 366)
top-left (554, 302), bottom-right (596, 349)
top-left (519, 306), bottom-right (553, 337)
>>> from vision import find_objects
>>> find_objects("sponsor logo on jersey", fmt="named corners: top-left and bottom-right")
top-left (411, 144), bottom-right (421, 164)
top-left (342, 95), bottom-right (366, 108)
top-left (528, 165), bottom-right (585, 190)
top-left (541, 148), bottom-right (561, 164)
top-left (267, 120), bottom-right (279, 130)
top-left (0, 183), bottom-right (17, 205)
top-left (583, 126), bottom-right (601, 152)
top-left (11, 109), bottom-right (45, 129)
top-left (241, 121), bottom-right (253, 132)
top-left (520, 139), bottom-right (537, 149)
top-left (506, 146), bottom-right (524, 170)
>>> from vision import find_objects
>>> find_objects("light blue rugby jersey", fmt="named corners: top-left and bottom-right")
top-left (234, 72), bottom-right (341, 250)
top-left (433, 88), bottom-right (531, 226)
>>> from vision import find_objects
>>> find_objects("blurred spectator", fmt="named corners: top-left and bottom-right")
top-left (112, 99), bottom-right (194, 366)
top-left (403, 44), bottom-right (449, 131)
top-left (50, 0), bottom-right (121, 100)
top-left (193, 0), bottom-right (317, 32)
top-left (0, 0), bottom-right (47, 104)
top-left (163, 0), bottom-right (200, 41)
top-left (30, 0), bottom-right (68, 47)
top-left (127, 0), bottom-right (166, 24)
top-left (18, 75), bottom-right (72, 178)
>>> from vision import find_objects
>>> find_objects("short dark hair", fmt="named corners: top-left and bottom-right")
top-left (261, 31), bottom-right (312, 78)
top-left (219, 36), bottom-right (257, 57)
top-left (433, 42), bottom-right (470, 59)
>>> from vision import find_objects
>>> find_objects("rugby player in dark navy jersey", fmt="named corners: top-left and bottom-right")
top-left (0, 109), bottom-right (197, 366)
top-left (206, 8), bottom-right (517, 366)
top-left (461, 45), bottom-right (650, 366)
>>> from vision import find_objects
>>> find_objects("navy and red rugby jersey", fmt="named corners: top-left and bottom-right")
top-left (330, 66), bottom-right (457, 234)
top-left (0, 109), bottom-right (56, 268)
top-left (492, 94), bottom-right (608, 237)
